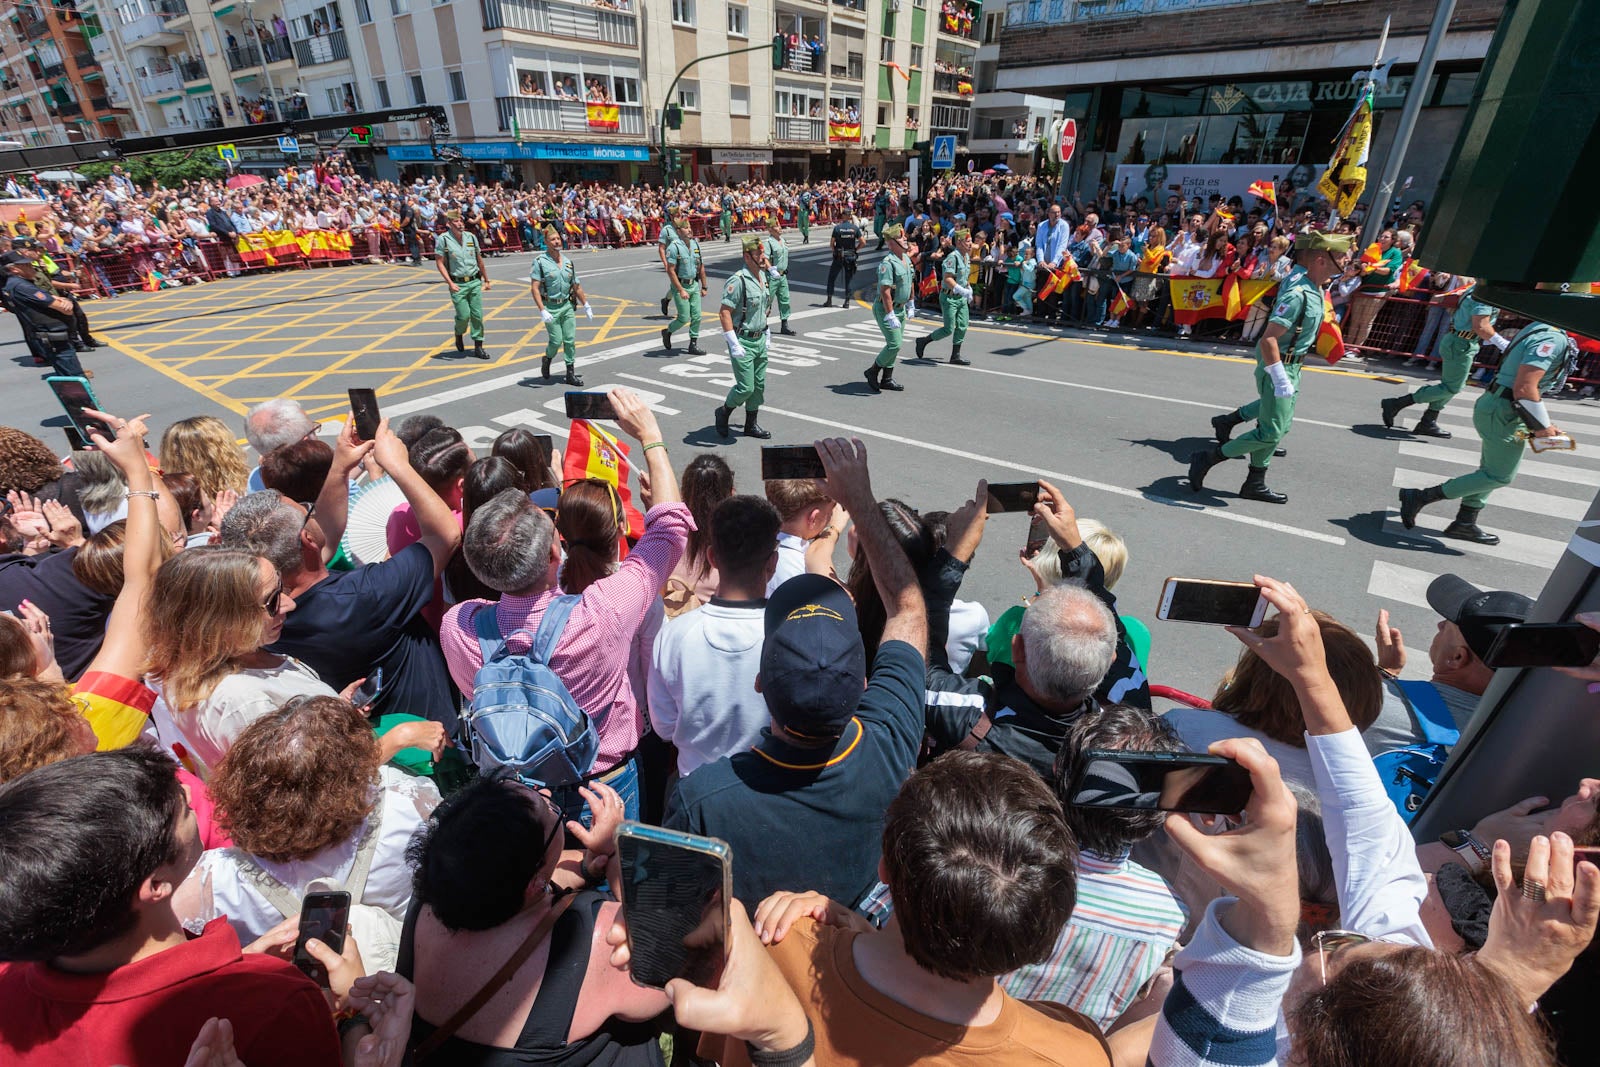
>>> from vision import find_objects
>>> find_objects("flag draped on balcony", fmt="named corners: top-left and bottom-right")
top-left (585, 102), bottom-right (619, 131)
top-left (828, 122), bottom-right (861, 142)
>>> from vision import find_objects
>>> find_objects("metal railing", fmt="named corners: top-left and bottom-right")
top-left (39, 62), bottom-right (66, 79)
top-left (774, 115), bottom-right (825, 141)
top-left (495, 96), bottom-right (644, 135)
top-left (159, 0), bottom-right (190, 21)
top-left (72, 50), bottom-right (98, 70)
top-left (932, 71), bottom-right (971, 94)
top-left (138, 66), bottom-right (183, 95)
top-left (177, 56), bottom-right (206, 80)
top-left (781, 48), bottom-right (824, 75)
top-left (481, 0), bottom-right (639, 46)
top-left (89, 94), bottom-right (111, 110)
top-left (1005, 0), bottom-right (1256, 25)
top-left (292, 28), bottom-right (349, 66)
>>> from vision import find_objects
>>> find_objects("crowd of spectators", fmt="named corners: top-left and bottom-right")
top-left (3, 374), bottom-right (1599, 1065)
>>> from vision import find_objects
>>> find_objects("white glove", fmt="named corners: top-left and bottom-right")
top-left (883, 312), bottom-right (902, 331)
top-left (956, 285), bottom-right (973, 300)
top-left (1266, 360), bottom-right (1295, 398)
top-left (540, 308), bottom-right (554, 324)
top-left (723, 329), bottom-right (745, 358)
top-left (905, 305), bottom-right (916, 320)
top-left (769, 267), bottom-right (781, 279)
top-left (583, 303), bottom-right (594, 319)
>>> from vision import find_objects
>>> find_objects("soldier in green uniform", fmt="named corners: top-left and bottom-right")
top-left (530, 226), bottom-right (594, 386)
top-left (720, 188), bottom-right (737, 243)
top-left (864, 223), bottom-right (916, 394)
top-left (872, 186), bottom-right (891, 251)
top-left (434, 211), bottom-right (492, 359)
top-left (1400, 321), bottom-right (1574, 544)
top-left (657, 204), bottom-right (685, 318)
top-left (714, 235), bottom-right (773, 440)
top-left (1188, 231), bottom-right (1354, 503)
top-left (797, 189), bottom-right (812, 244)
top-left (762, 217), bottom-right (798, 338)
top-left (914, 227), bottom-right (974, 366)
top-left (1381, 280), bottom-right (1506, 438)
top-left (661, 226), bottom-right (707, 355)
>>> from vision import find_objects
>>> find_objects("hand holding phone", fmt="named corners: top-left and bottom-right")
top-left (348, 388), bottom-right (381, 441)
top-left (761, 445), bottom-right (825, 481)
top-left (292, 890), bottom-right (351, 988)
top-left (615, 823), bottom-right (732, 989)
top-left (1157, 578), bottom-right (1269, 627)
top-left (1071, 749), bottom-right (1254, 815)
top-left (46, 376), bottom-right (102, 443)
top-left (349, 667), bottom-right (383, 709)
top-left (565, 391), bottom-right (618, 421)
top-left (1483, 622), bottom-right (1600, 670)
top-left (985, 480), bottom-right (1041, 514)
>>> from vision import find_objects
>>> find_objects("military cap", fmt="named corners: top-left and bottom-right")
top-left (1296, 231), bottom-right (1355, 254)
top-left (741, 234), bottom-right (763, 254)
top-left (882, 222), bottom-right (905, 240)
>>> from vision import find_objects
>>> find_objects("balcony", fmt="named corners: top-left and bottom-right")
top-left (225, 38), bottom-right (290, 71)
top-left (932, 70), bottom-right (973, 95)
top-left (159, 0), bottom-right (192, 23)
top-left (119, 11), bottom-right (183, 47)
top-left (23, 15), bottom-right (51, 40)
top-left (72, 50), bottom-right (97, 70)
top-left (780, 47), bottom-right (825, 76)
top-left (89, 31), bottom-right (113, 57)
top-left (482, 0), bottom-right (638, 48)
top-left (177, 55), bottom-right (207, 80)
top-left (829, 53), bottom-right (864, 81)
top-left (774, 115), bottom-right (825, 142)
top-left (55, 99), bottom-right (83, 117)
top-left (292, 28), bottom-right (349, 67)
top-left (138, 66), bottom-right (183, 96)
top-left (38, 62), bottom-right (66, 80)
top-left (936, 0), bottom-right (979, 40)
top-left (494, 96), bottom-right (644, 136)
top-left (831, 0), bottom-right (866, 13)
top-left (89, 94), bottom-right (111, 110)
top-left (1005, 0), bottom-right (1257, 24)
top-left (105, 79), bottom-right (129, 104)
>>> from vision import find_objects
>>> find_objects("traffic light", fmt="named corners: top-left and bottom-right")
top-left (663, 147), bottom-right (681, 178)
top-left (665, 103), bottom-right (682, 131)
top-left (350, 125), bottom-right (371, 145)
top-left (772, 33), bottom-right (787, 70)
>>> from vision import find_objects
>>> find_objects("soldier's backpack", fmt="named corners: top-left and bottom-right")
top-left (462, 597), bottom-right (598, 789)
top-left (1373, 680), bottom-right (1460, 823)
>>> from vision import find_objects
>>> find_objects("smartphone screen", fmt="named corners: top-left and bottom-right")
top-left (565, 391), bottom-right (618, 421)
top-left (349, 667), bottom-right (384, 709)
top-left (1023, 514), bottom-right (1049, 556)
top-left (761, 445), bottom-right (825, 480)
top-left (617, 827), bottom-right (730, 989)
top-left (46, 376), bottom-right (101, 441)
top-left (292, 890), bottom-right (351, 988)
top-left (1158, 579), bottom-right (1267, 627)
top-left (1482, 623), bottom-right (1600, 669)
top-left (1070, 750), bottom-right (1254, 815)
top-left (534, 433), bottom-right (554, 470)
top-left (63, 426), bottom-right (91, 452)
top-left (986, 481), bottom-right (1041, 514)
top-left (348, 388), bottom-right (380, 441)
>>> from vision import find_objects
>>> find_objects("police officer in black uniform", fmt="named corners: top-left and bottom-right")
top-left (823, 214), bottom-right (861, 308)
top-left (1, 252), bottom-right (87, 378)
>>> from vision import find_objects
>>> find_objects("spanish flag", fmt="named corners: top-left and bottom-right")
top-left (1138, 246), bottom-right (1171, 274)
top-left (828, 122), bottom-right (862, 142)
top-left (1039, 259), bottom-right (1080, 299)
top-left (586, 102), bottom-right (620, 131)
top-left (1318, 89), bottom-right (1373, 218)
top-left (1396, 258), bottom-right (1430, 294)
top-left (1109, 285), bottom-right (1133, 319)
top-left (563, 417), bottom-right (646, 548)
top-left (1247, 180), bottom-right (1276, 206)
top-left (1316, 292), bottom-right (1347, 364)
top-left (1359, 242), bottom-right (1384, 270)
top-left (918, 270), bottom-right (938, 298)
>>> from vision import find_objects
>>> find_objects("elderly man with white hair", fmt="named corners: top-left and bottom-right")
top-left (243, 397), bottom-right (318, 491)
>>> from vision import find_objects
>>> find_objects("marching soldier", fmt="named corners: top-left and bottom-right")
top-left (914, 227), bottom-right (973, 366)
top-left (661, 224), bottom-right (707, 355)
top-left (1188, 231), bottom-right (1354, 503)
top-left (1381, 279), bottom-right (1504, 438)
top-left (720, 187), bottom-right (737, 243)
top-left (873, 185), bottom-right (891, 251)
top-left (434, 211), bottom-right (491, 359)
top-left (1399, 321), bottom-right (1575, 545)
top-left (797, 188), bottom-right (813, 244)
top-left (762, 217), bottom-right (797, 338)
top-left (714, 235), bottom-right (774, 441)
top-left (657, 204), bottom-right (685, 318)
top-left (530, 226), bottom-right (593, 386)
top-left (864, 223), bottom-right (915, 394)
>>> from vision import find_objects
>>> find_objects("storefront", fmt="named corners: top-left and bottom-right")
top-left (384, 142), bottom-right (651, 186)
top-left (697, 148), bottom-right (773, 185)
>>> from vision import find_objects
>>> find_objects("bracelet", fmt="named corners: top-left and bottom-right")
top-left (642, 441), bottom-right (667, 454)
top-left (125, 490), bottom-right (161, 501)
top-left (747, 1018), bottom-right (815, 1067)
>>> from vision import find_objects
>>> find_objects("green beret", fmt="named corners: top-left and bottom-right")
top-left (666, 204), bottom-right (681, 217)
top-left (741, 235), bottom-right (763, 254)
top-left (1297, 231), bottom-right (1355, 254)
top-left (882, 222), bottom-right (904, 240)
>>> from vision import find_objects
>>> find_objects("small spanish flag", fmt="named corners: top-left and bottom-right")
top-left (1109, 285), bottom-right (1132, 319)
top-left (918, 271), bottom-right (938, 298)
top-left (1359, 242), bottom-right (1384, 270)
top-left (1396, 258), bottom-right (1430, 294)
top-left (1247, 180), bottom-right (1276, 206)
top-left (563, 417), bottom-right (646, 550)
top-left (1316, 292), bottom-right (1347, 364)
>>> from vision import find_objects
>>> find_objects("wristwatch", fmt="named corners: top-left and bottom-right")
top-left (1439, 829), bottom-right (1491, 875)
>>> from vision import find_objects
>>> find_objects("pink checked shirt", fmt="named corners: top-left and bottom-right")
top-left (440, 502), bottom-right (692, 770)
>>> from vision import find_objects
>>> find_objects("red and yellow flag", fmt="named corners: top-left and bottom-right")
top-left (1168, 276), bottom-right (1278, 325)
top-left (1109, 285), bottom-right (1132, 319)
top-left (563, 418), bottom-right (646, 548)
top-left (1359, 242), bottom-right (1384, 270)
top-left (1246, 180), bottom-right (1276, 206)
top-left (828, 122), bottom-right (862, 142)
top-left (1396, 258), bottom-right (1429, 294)
top-left (918, 271), bottom-right (938, 298)
top-left (1316, 293), bottom-right (1347, 364)
top-left (586, 102), bottom-right (620, 131)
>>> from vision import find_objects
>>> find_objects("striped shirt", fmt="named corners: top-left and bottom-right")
top-left (859, 850), bottom-right (1186, 1031)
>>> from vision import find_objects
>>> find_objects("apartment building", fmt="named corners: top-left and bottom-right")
top-left (963, 0), bottom-right (1057, 170)
top-left (1, 1), bottom-right (129, 147)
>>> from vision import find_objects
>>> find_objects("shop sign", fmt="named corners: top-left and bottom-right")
top-left (711, 149), bottom-right (774, 164)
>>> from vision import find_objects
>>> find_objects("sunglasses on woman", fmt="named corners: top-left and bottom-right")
top-left (261, 577), bottom-right (285, 615)
top-left (1310, 929), bottom-right (1396, 984)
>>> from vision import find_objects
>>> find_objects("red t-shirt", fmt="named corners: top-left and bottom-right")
top-left (0, 919), bottom-right (342, 1066)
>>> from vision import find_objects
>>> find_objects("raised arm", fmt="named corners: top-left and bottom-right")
top-left (370, 418), bottom-right (460, 579)
top-left (312, 416), bottom-right (373, 564)
top-left (816, 438), bottom-right (925, 652)
top-left (78, 409), bottom-right (159, 690)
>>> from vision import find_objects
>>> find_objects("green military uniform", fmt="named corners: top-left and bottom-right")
top-left (763, 233), bottom-right (791, 323)
top-left (435, 229), bottom-right (485, 343)
top-left (534, 250), bottom-right (580, 370)
top-left (720, 193), bottom-right (735, 242)
top-left (658, 218), bottom-right (683, 311)
top-left (1382, 283), bottom-right (1499, 437)
top-left (1219, 266), bottom-right (1324, 467)
top-left (665, 237), bottom-right (704, 346)
top-left (720, 261), bottom-right (771, 412)
top-left (797, 191), bottom-right (812, 243)
top-left (924, 248), bottom-right (970, 349)
top-left (873, 249), bottom-right (915, 370)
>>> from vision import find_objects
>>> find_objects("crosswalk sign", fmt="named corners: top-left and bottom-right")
top-left (217, 144), bottom-right (238, 163)
top-left (277, 136), bottom-right (299, 155)
top-left (931, 134), bottom-right (956, 170)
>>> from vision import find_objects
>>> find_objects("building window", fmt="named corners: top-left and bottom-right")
top-left (612, 75), bottom-right (639, 104)
top-left (909, 44), bottom-right (922, 68)
top-left (409, 73), bottom-right (426, 104)
top-left (726, 3), bottom-right (747, 36)
top-left (374, 78), bottom-right (390, 107)
top-left (389, 0), bottom-right (408, 14)
top-left (354, 0), bottom-right (372, 19)
top-left (906, 105), bottom-right (919, 127)
top-left (730, 84), bottom-right (749, 116)
top-left (876, 104), bottom-right (887, 125)
top-left (677, 80), bottom-right (698, 111)
top-left (880, 37), bottom-right (895, 62)
top-left (448, 69), bottom-right (466, 101)
top-left (671, 0), bottom-right (694, 26)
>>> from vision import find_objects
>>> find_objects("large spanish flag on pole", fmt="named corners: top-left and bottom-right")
top-left (563, 418), bottom-right (646, 549)
top-left (586, 102), bottom-right (620, 131)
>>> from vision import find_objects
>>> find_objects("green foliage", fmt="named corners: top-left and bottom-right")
top-left (80, 151), bottom-right (225, 187)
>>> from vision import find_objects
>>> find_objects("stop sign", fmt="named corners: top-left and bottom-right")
top-left (1059, 118), bottom-right (1077, 164)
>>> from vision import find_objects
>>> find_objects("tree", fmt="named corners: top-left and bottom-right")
top-left (81, 151), bottom-right (226, 187)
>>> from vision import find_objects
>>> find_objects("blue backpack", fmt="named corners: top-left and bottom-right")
top-left (1374, 681), bottom-right (1461, 823)
top-left (463, 597), bottom-right (598, 789)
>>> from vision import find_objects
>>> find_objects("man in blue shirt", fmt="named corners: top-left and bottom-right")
top-left (1033, 202), bottom-right (1071, 319)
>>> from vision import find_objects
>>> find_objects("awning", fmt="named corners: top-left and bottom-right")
top-left (157, 95), bottom-right (182, 105)
top-left (185, 83), bottom-right (213, 94)
top-left (36, 169), bottom-right (87, 182)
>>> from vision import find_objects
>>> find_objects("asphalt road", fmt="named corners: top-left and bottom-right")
top-left (7, 235), bottom-right (1598, 700)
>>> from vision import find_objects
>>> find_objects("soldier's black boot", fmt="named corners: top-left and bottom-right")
top-left (541, 356), bottom-right (553, 381)
top-left (1211, 410), bottom-right (1245, 443)
top-left (879, 367), bottom-right (904, 391)
top-left (863, 365), bottom-right (882, 393)
top-left (1398, 484), bottom-right (1447, 529)
top-left (1239, 465), bottom-right (1288, 504)
top-left (474, 341), bottom-right (490, 361)
top-left (714, 405), bottom-right (733, 439)
top-left (455, 334), bottom-right (465, 353)
top-left (564, 365), bottom-right (584, 386)
top-left (780, 319), bottom-right (796, 336)
top-left (948, 344), bottom-right (970, 366)
top-left (1381, 393), bottom-right (1413, 429)
top-left (1187, 446), bottom-right (1227, 492)
top-left (743, 410), bottom-right (772, 439)
top-left (1442, 504), bottom-right (1499, 545)
top-left (1413, 408), bottom-right (1451, 438)
top-left (661, 327), bottom-right (673, 352)
top-left (914, 335), bottom-right (930, 360)
top-left (686, 338), bottom-right (705, 355)
top-left (660, 296), bottom-right (671, 317)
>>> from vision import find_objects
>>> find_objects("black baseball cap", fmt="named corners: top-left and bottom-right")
top-left (0, 251), bottom-right (31, 266)
top-left (1426, 574), bottom-right (1534, 660)
top-left (760, 574), bottom-right (867, 738)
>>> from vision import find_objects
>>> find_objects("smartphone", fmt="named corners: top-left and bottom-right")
top-left (1156, 578), bottom-right (1269, 628)
top-left (63, 425), bottom-right (91, 452)
top-left (986, 480), bottom-right (1041, 514)
top-left (761, 445), bottom-right (825, 480)
top-left (565, 391), bottom-right (617, 421)
top-left (615, 822), bottom-right (732, 989)
top-left (348, 388), bottom-right (380, 441)
top-left (46, 375), bottom-right (103, 442)
top-left (349, 667), bottom-right (383, 709)
top-left (1070, 749), bottom-right (1254, 816)
top-left (534, 433), bottom-right (554, 469)
top-left (291, 890), bottom-right (351, 988)
top-left (1023, 514), bottom-right (1049, 557)
top-left (1481, 622), bottom-right (1600, 669)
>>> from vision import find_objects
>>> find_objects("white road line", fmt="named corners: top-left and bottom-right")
top-left (1382, 512), bottom-right (1566, 570)
top-left (1391, 468), bottom-right (1588, 520)
top-left (1397, 441), bottom-right (1600, 487)
top-left (617, 372), bottom-right (1347, 546)
top-left (1367, 560), bottom-right (1444, 610)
